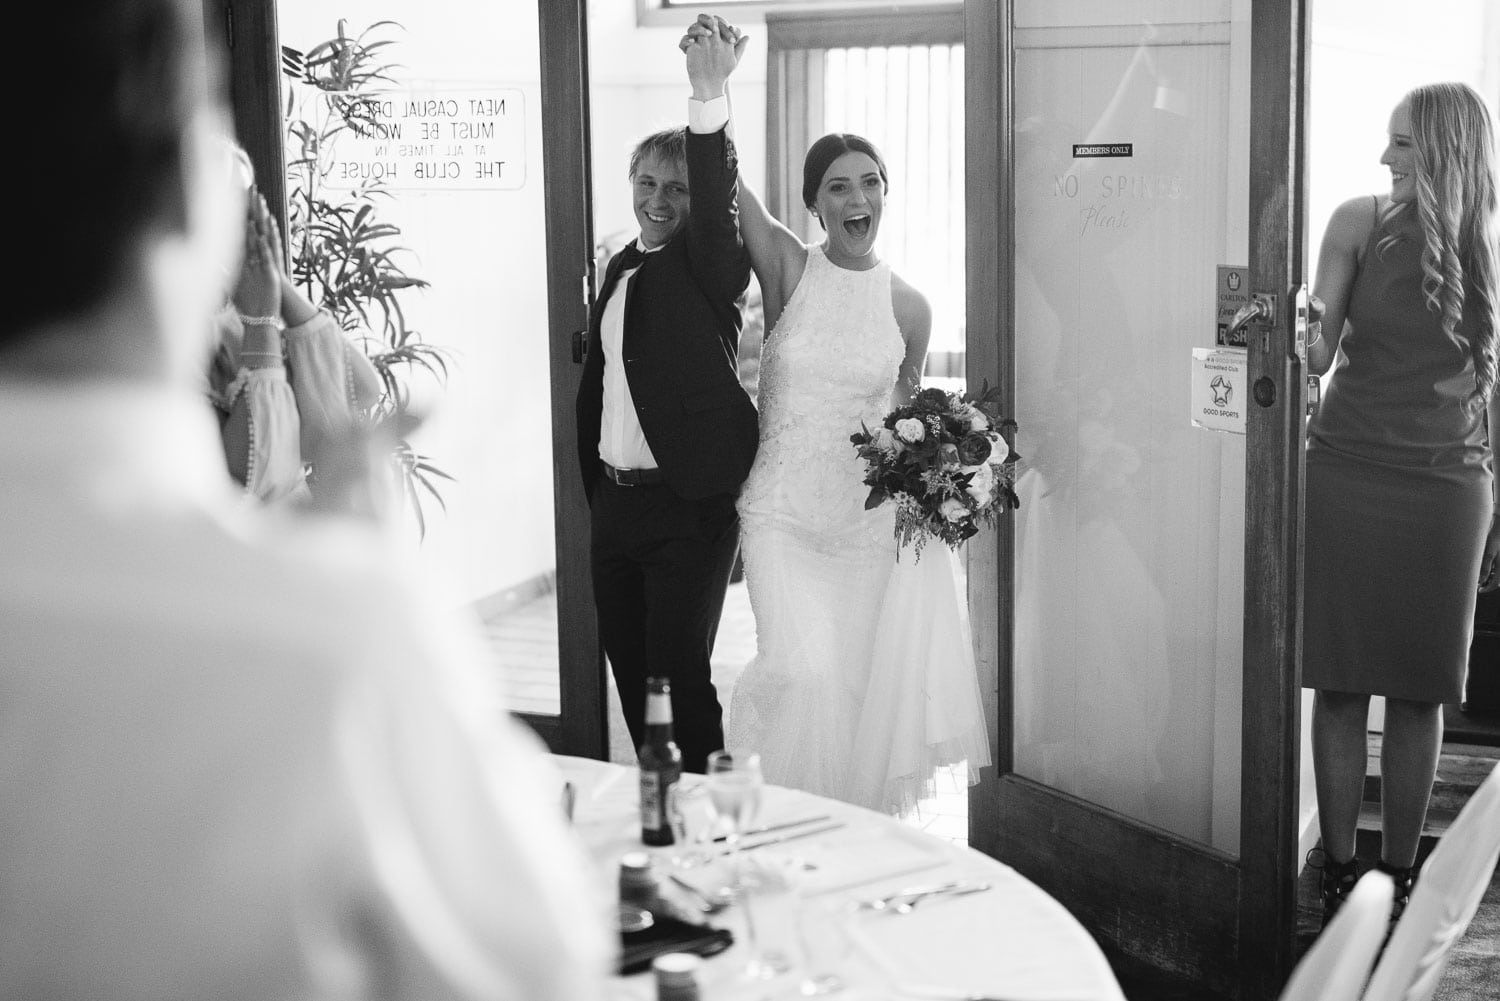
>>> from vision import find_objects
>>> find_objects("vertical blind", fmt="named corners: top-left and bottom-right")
top-left (768, 21), bottom-right (966, 368)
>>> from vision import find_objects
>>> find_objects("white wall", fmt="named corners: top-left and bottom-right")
top-left (587, 3), bottom-right (768, 254)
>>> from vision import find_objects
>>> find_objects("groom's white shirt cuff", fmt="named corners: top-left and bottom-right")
top-left (689, 94), bottom-right (731, 136)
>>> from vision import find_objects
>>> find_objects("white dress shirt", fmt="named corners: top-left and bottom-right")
top-left (597, 95), bottom-right (732, 472)
top-left (598, 238), bottom-right (664, 471)
top-left (0, 381), bottom-right (613, 1001)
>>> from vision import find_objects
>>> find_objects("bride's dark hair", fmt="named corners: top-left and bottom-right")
top-left (802, 133), bottom-right (889, 219)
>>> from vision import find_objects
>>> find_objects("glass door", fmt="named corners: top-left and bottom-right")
top-left (966, 1), bottom-right (1308, 996)
top-left (224, 0), bottom-right (605, 756)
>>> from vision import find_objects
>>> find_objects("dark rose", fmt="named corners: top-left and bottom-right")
top-left (917, 387), bottom-right (950, 410)
top-left (956, 432), bottom-right (992, 465)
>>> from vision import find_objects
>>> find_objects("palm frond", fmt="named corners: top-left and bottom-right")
top-left (284, 19), bottom-right (452, 542)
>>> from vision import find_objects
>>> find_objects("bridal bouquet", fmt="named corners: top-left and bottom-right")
top-left (850, 382), bottom-right (1019, 558)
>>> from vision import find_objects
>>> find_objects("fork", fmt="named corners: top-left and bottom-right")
top-left (857, 880), bottom-right (968, 912)
top-left (891, 881), bottom-right (992, 914)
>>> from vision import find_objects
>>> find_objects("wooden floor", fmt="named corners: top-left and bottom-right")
top-left (481, 578), bottom-right (972, 846)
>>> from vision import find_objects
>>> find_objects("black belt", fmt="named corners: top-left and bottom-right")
top-left (601, 460), bottom-right (665, 486)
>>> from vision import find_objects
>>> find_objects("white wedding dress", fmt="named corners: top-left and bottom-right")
top-left (728, 245), bottom-right (991, 816)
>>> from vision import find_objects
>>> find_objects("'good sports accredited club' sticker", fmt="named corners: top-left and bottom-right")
top-left (1191, 348), bottom-right (1246, 435)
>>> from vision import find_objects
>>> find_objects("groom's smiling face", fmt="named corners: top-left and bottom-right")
top-left (632, 152), bottom-right (691, 249)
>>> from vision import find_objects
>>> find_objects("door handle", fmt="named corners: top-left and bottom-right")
top-left (1227, 293), bottom-right (1275, 337)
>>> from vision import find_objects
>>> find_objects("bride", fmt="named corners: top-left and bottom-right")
top-left (682, 16), bottom-right (991, 815)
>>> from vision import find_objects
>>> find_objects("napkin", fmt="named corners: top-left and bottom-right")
top-left (670, 822), bottom-right (948, 900)
top-left (792, 822), bottom-right (949, 895)
top-left (617, 912), bottom-right (733, 975)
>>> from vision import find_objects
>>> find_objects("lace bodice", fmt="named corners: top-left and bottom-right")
top-left (728, 247), bottom-right (990, 813)
top-left (737, 245), bottom-right (906, 545)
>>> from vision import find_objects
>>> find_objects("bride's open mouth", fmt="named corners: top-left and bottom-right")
top-left (843, 213), bottom-right (871, 238)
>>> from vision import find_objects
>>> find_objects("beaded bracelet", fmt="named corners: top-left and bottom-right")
top-left (238, 313), bottom-right (285, 329)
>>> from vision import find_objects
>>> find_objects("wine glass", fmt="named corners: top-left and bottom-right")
top-left (705, 749), bottom-right (763, 855)
top-left (704, 749), bottom-right (779, 978)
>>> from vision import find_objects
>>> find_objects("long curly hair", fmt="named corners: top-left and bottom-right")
top-left (1401, 82), bottom-right (1500, 408)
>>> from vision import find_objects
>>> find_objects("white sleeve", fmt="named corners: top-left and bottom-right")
top-left (328, 589), bottom-right (616, 1001)
top-left (235, 367), bottom-right (304, 503)
top-left (688, 94), bottom-right (731, 135)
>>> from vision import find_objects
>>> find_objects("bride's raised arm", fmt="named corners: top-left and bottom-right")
top-left (734, 179), bottom-right (807, 334)
top-left (683, 15), bottom-right (807, 332)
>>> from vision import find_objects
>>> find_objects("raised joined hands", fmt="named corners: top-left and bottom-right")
top-left (680, 13), bottom-right (747, 99)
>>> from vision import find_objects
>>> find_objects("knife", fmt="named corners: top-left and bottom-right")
top-left (712, 814), bottom-right (833, 843)
top-left (735, 820), bottom-right (846, 851)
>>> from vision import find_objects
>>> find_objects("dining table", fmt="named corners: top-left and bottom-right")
top-left (553, 754), bottom-right (1128, 1001)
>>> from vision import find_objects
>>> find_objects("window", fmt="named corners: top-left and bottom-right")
top-left (641, 0), bottom-right (956, 24)
top-left (766, 6), bottom-right (966, 375)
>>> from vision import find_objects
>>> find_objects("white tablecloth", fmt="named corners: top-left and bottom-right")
top-left (553, 755), bottom-right (1126, 1001)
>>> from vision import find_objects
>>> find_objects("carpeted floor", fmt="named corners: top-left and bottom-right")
top-left (1117, 741), bottom-right (1500, 1000)
top-left (1445, 701), bottom-right (1500, 748)
top-left (1292, 829), bottom-right (1500, 1001)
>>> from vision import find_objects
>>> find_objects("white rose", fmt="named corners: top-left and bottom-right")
top-left (874, 427), bottom-right (898, 453)
top-left (988, 432), bottom-right (1010, 464)
top-left (939, 497), bottom-right (969, 523)
top-left (965, 462), bottom-right (996, 503)
top-left (969, 411), bottom-right (991, 432)
top-left (894, 418), bottom-right (925, 444)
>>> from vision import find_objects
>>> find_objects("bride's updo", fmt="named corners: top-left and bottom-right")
top-left (802, 133), bottom-right (889, 216)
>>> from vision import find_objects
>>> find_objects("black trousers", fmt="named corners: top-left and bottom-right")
top-left (590, 477), bottom-right (740, 773)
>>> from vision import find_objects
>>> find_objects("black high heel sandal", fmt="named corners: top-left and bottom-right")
top-left (1375, 859), bottom-right (1417, 936)
top-left (1307, 847), bottom-right (1359, 927)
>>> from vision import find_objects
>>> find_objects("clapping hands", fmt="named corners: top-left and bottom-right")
top-left (680, 13), bottom-right (747, 99)
top-left (230, 187), bottom-right (285, 322)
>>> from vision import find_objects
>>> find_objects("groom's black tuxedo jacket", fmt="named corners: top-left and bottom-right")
top-left (576, 127), bottom-right (759, 502)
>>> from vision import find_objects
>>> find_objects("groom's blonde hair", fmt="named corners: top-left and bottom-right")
top-left (628, 127), bottom-right (688, 179)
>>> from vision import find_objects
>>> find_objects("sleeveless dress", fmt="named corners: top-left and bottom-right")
top-left (728, 245), bottom-right (992, 815)
top-left (1303, 198), bottom-right (1493, 702)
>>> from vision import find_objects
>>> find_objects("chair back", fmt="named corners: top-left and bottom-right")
top-left (1277, 871), bottom-right (1392, 1001)
top-left (1362, 760), bottom-right (1500, 1001)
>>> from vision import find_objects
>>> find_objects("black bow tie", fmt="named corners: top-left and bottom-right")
top-left (615, 242), bottom-right (647, 273)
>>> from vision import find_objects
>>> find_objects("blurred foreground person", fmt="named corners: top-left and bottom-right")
top-left (0, 3), bottom-right (612, 999)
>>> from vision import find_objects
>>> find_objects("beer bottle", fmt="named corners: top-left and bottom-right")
top-left (639, 677), bottom-right (682, 846)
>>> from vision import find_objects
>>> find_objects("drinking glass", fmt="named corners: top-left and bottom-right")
top-left (795, 894), bottom-right (854, 995)
top-left (704, 748), bottom-right (763, 853)
top-left (704, 749), bottom-right (773, 977)
top-left (666, 782), bottom-right (716, 868)
top-left (738, 853), bottom-right (803, 980)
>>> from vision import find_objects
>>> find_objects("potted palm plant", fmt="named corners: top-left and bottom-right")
top-left (281, 18), bottom-right (453, 538)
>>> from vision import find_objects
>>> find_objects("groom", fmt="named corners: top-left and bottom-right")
top-left (575, 24), bottom-right (757, 772)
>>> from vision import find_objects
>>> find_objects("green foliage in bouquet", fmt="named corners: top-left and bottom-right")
top-left (281, 19), bottom-right (453, 539)
top-left (850, 381), bottom-right (1020, 558)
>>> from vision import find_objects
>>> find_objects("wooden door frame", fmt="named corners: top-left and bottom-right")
top-left (211, 0), bottom-right (608, 760)
top-left (203, 0), bottom-right (288, 236)
top-left (964, 2), bottom-right (1309, 997)
top-left (532, 0), bottom-right (608, 758)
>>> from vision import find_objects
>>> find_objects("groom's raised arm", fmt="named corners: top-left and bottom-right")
top-left (682, 16), bottom-right (749, 310)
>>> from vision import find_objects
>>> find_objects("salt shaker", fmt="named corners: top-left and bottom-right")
top-left (619, 850), bottom-right (660, 912)
top-left (652, 952), bottom-right (702, 1001)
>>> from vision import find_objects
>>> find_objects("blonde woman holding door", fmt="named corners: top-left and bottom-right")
top-left (1304, 81), bottom-right (1500, 933)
